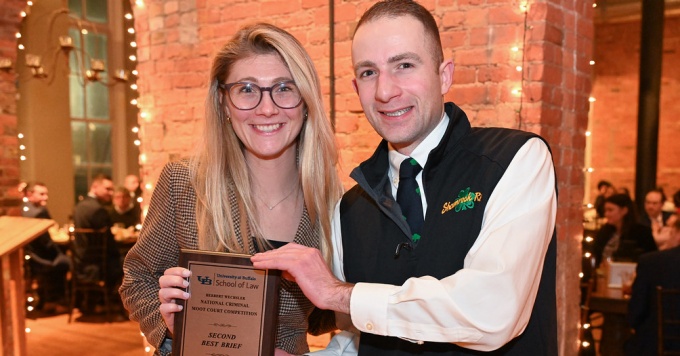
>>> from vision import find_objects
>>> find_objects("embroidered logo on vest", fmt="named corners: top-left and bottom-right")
top-left (441, 187), bottom-right (482, 214)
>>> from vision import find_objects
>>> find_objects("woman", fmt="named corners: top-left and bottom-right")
top-left (119, 23), bottom-right (342, 356)
top-left (593, 193), bottom-right (657, 267)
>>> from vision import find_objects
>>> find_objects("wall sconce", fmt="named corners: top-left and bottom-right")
top-left (85, 69), bottom-right (99, 81)
top-left (0, 58), bottom-right (12, 71)
top-left (25, 54), bottom-right (41, 68)
top-left (59, 36), bottom-right (74, 51)
top-left (90, 59), bottom-right (105, 72)
top-left (31, 66), bottom-right (47, 78)
top-left (113, 69), bottom-right (129, 81)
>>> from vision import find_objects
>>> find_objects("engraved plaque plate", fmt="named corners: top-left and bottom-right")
top-left (172, 249), bottom-right (280, 356)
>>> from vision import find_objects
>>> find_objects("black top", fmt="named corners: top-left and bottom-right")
top-left (593, 223), bottom-right (657, 267)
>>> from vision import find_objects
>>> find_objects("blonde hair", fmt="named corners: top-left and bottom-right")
top-left (190, 23), bottom-right (342, 263)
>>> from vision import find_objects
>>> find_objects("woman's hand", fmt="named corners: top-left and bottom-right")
top-left (158, 267), bottom-right (191, 335)
top-left (275, 349), bottom-right (294, 356)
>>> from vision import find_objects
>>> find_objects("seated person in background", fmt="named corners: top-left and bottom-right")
top-left (73, 174), bottom-right (122, 314)
top-left (108, 187), bottom-right (141, 228)
top-left (124, 174), bottom-right (143, 205)
top-left (21, 182), bottom-right (71, 313)
top-left (593, 193), bottom-right (657, 267)
top-left (594, 180), bottom-right (615, 218)
top-left (639, 188), bottom-right (673, 238)
top-left (625, 220), bottom-right (680, 355)
top-left (655, 214), bottom-right (680, 251)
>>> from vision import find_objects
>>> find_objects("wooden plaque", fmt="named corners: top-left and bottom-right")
top-left (172, 249), bottom-right (280, 356)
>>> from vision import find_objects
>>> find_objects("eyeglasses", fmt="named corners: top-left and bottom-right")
top-left (219, 81), bottom-right (303, 110)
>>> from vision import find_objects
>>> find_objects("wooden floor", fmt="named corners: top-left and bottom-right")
top-left (25, 310), bottom-right (331, 355)
top-left (25, 310), bottom-right (150, 356)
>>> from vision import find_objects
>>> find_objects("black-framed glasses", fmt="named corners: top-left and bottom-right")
top-left (219, 81), bottom-right (303, 110)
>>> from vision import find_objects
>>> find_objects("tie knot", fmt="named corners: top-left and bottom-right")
top-left (399, 158), bottom-right (422, 179)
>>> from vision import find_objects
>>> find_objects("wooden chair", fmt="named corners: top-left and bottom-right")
top-left (579, 277), bottom-right (597, 356)
top-left (657, 286), bottom-right (680, 355)
top-left (68, 227), bottom-right (113, 323)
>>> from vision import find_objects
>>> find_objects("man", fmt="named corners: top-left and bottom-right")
top-left (252, 0), bottom-right (557, 354)
top-left (626, 217), bottom-right (680, 355)
top-left (21, 182), bottom-right (70, 313)
top-left (640, 188), bottom-right (672, 237)
top-left (72, 174), bottom-right (121, 313)
top-left (594, 180), bottom-right (615, 218)
top-left (108, 186), bottom-right (141, 228)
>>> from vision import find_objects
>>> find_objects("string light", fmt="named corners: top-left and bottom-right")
top-left (589, 97), bottom-right (596, 102)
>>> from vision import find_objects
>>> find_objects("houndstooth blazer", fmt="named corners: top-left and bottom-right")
top-left (120, 160), bottom-right (320, 355)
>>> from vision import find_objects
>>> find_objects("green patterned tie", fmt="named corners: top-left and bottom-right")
top-left (397, 157), bottom-right (423, 243)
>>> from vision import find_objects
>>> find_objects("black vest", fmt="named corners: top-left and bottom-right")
top-left (340, 103), bottom-right (557, 355)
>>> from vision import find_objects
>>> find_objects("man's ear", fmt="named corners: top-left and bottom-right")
top-left (352, 78), bottom-right (358, 94)
top-left (439, 59), bottom-right (454, 95)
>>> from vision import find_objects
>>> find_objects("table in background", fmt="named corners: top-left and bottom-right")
top-left (589, 278), bottom-right (632, 356)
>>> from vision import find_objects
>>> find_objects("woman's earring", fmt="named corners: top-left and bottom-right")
top-left (304, 112), bottom-right (308, 120)
top-left (226, 116), bottom-right (231, 124)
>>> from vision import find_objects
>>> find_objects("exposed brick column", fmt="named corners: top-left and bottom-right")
top-left (525, 2), bottom-right (593, 354)
top-left (0, 0), bottom-right (26, 217)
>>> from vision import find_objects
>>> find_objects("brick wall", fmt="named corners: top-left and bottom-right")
top-left (589, 16), bottom-right (680, 203)
top-left (133, 1), bottom-right (589, 354)
top-left (0, 0), bottom-right (25, 217)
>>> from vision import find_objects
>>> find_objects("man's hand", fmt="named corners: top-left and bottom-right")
top-left (158, 267), bottom-right (191, 336)
top-left (251, 243), bottom-right (353, 314)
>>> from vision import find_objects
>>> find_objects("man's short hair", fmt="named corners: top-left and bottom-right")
top-left (646, 187), bottom-right (666, 203)
top-left (114, 186), bottom-right (130, 196)
top-left (354, 0), bottom-right (444, 68)
top-left (91, 173), bottom-right (112, 188)
top-left (21, 181), bottom-right (46, 196)
top-left (596, 180), bottom-right (612, 190)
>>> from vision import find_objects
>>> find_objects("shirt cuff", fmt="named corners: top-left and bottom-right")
top-left (349, 282), bottom-right (395, 335)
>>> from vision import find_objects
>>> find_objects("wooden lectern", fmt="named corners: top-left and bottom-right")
top-left (0, 216), bottom-right (56, 356)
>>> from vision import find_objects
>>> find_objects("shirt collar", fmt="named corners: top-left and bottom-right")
top-left (388, 111), bottom-right (450, 185)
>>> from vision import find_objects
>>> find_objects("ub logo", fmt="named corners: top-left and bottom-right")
top-left (197, 275), bottom-right (213, 285)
